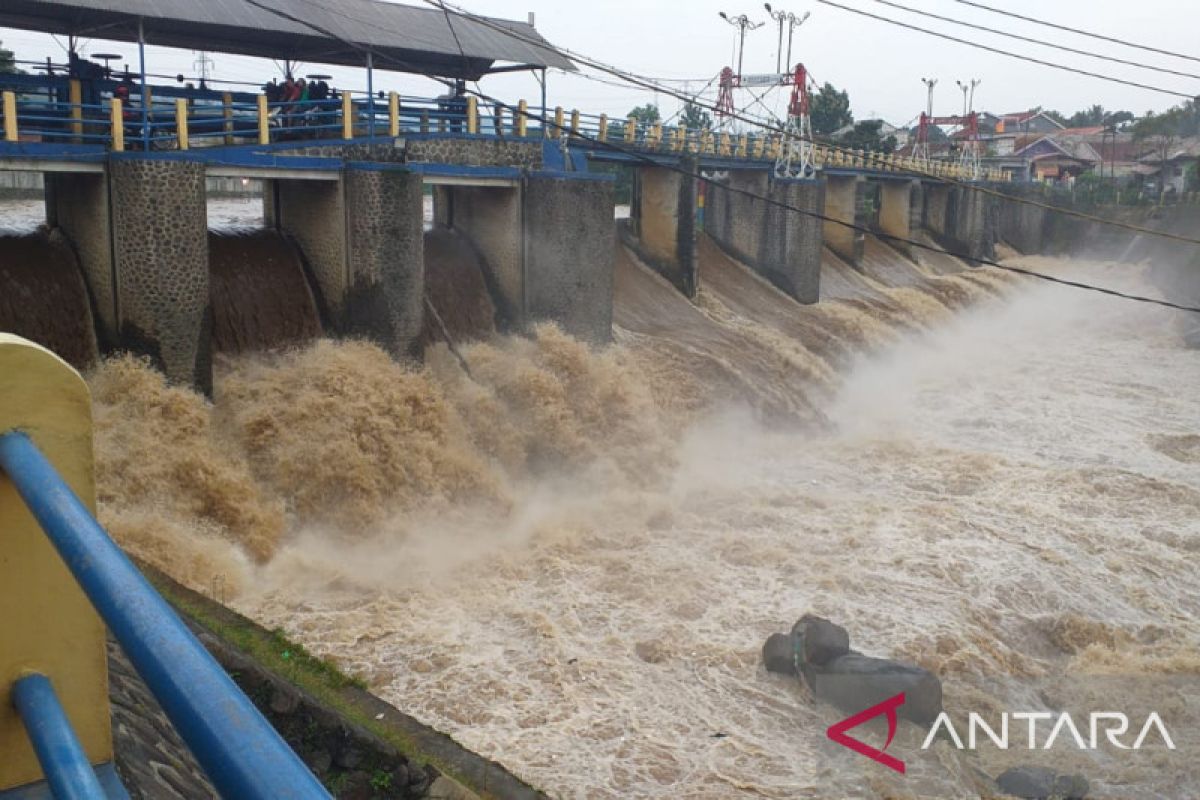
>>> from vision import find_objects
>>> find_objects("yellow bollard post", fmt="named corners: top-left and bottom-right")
top-left (554, 106), bottom-right (564, 134)
top-left (109, 98), bottom-right (123, 152)
top-left (598, 114), bottom-right (608, 141)
top-left (389, 91), bottom-right (400, 137)
top-left (0, 335), bottom-right (112, 792)
top-left (257, 94), bottom-right (270, 145)
top-left (466, 96), bottom-right (478, 134)
top-left (342, 91), bottom-right (353, 139)
top-left (69, 79), bottom-right (83, 142)
top-left (738, 133), bottom-right (748, 158)
top-left (517, 100), bottom-right (528, 137)
top-left (222, 92), bottom-right (233, 145)
top-left (2, 91), bottom-right (16, 142)
top-left (675, 125), bottom-right (687, 153)
top-left (651, 123), bottom-right (662, 148)
top-left (571, 109), bottom-right (580, 136)
top-left (625, 116), bottom-right (636, 144)
top-left (174, 99), bottom-right (189, 150)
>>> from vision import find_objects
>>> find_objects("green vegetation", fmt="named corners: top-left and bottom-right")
top-left (678, 101), bottom-right (712, 131)
top-left (810, 82), bottom-right (852, 136)
top-left (627, 103), bottom-right (661, 126)
top-left (839, 119), bottom-right (897, 154)
top-left (0, 41), bottom-right (19, 74)
top-left (143, 574), bottom-right (477, 790)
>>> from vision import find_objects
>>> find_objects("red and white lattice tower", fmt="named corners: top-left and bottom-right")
top-left (916, 111), bottom-right (981, 178)
top-left (775, 63), bottom-right (813, 179)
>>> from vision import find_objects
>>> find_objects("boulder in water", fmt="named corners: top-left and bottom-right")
top-left (995, 766), bottom-right (1090, 800)
top-left (763, 615), bottom-right (943, 727)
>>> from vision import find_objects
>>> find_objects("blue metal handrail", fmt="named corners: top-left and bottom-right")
top-left (11, 675), bottom-right (113, 800)
top-left (0, 431), bottom-right (330, 799)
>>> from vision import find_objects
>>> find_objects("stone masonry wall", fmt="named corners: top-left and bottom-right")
top-left (405, 138), bottom-right (542, 169)
top-left (344, 167), bottom-right (425, 359)
top-left (109, 157), bottom-right (211, 393)
top-left (523, 175), bottom-right (615, 343)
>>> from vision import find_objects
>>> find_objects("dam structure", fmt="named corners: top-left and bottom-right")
top-left (0, 1), bottom-right (1069, 799)
top-left (0, 1), bottom-right (1004, 395)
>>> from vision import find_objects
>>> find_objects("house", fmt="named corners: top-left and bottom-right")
top-left (830, 118), bottom-right (908, 147)
top-left (997, 135), bottom-right (1100, 181)
top-left (1135, 135), bottom-right (1200, 195)
top-left (994, 110), bottom-right (1064, 136)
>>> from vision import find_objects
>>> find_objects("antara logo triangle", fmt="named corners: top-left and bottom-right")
top-left (825, 692), bottom-right (907, 774)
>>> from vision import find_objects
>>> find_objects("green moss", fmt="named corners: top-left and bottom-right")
top-left (144, 574), bottom-right (487, 793)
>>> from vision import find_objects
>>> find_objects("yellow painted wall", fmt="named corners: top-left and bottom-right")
top-left (0, 334), bottom-right (111, 789)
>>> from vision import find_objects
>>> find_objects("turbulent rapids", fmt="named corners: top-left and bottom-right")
top-left (65, 207), bottom-right (1200, 797)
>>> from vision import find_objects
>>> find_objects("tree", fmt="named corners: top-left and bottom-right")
top-left (810, 82), bottom-right (852, 136)
top-left (627, 103), bottom-right (661, 126)
top-left (679, 102), bottom-right (712, 131)
top-left (841, 120), bottom-right (897, 154)
top-left (1134, 109), bottom-right (1186, 199)
top-left (0, 41), bottom-right (19, 74)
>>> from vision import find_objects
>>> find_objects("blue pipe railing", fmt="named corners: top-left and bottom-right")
top-left (0, 431), bottom-right (330, 799)
top-left (11, 675), bottom-right (116, 800)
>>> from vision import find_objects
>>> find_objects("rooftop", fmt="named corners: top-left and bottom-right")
top-left (0, 0), bottom-right (575, 79)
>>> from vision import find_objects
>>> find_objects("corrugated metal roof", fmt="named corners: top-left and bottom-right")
top-left (0, 0), bottom-right (574, 79)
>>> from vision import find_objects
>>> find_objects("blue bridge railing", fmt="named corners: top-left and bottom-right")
top-left (0, 428), bottom-right (329, 799)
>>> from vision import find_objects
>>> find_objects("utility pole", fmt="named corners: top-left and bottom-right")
top-left (718, 11), bottom-right (764, 80)
top-left (922, 77), bottom-right (937, 120)
top-left (764, 4), bottom-right (811, 73)
top-left (917, 77), bottom-right (937, 163)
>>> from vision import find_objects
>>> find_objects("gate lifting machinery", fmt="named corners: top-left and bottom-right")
top-left (715, 62), bottom-right (815, 179)
top-left (916, 112), bottom-right (982, 179)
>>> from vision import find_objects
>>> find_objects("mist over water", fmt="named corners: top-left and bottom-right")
top-left (86, 240), bottom-right (1199, 798)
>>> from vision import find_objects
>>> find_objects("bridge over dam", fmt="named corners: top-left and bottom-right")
top-left (0, 2), bottom-right (1057, 797)
top-left (0, 78), bottom-right (1007, 394)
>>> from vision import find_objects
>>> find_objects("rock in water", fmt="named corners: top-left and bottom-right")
top-left (996, 766), bottom-right (1089, 800)
top-left (763, 615), bottom-right (943, 727)
top-left (763, 633), bottom-right (798, 676)
top-left (804, 653), bottom-right (943, 727)
top-left (791, 615), bottom-right (851, 666)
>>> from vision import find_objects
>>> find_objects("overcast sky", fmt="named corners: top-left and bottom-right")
top-left (2, 0), bottom-right (1196, 128)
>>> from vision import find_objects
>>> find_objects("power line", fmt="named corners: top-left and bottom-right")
top-left (238, 0), bottom-right (1200, 314)
top-left (409, 0), bottom-right (1200, 247)
top-left (872, 0), bottom-right (1200, 82)
top-left (955, 0), bottom-right (1200, 66)
top-left (814, 0), bottom-right (1195, 99)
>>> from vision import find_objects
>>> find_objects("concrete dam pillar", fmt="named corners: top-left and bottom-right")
top-left (343, 165), bottom-right (425, 359)
top-left (625, 159), bottom-right (698, 297)
top-left (522, 173), bottom-right (614, 343)
top-left (268, 166), bottom-right (425, 359)
top-left (922, 182), bottom-right (996, 263)
top-left (706, 171), bottom-right (823, 304)
top-left (823, 174), bottom-right (865, 266)
top-left (45, 172), bottom-right (116, 349)
top-left (437, 174), bottom-right (615, 342)
top-left (876, 179), bottom-right (919, 256)
top-left (108, 155), bottom-right (212, 393)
